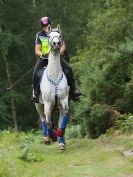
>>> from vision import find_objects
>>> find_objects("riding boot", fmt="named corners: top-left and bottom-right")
top-left (31, 89), bottom-right (39, 103)
top-left (69, 80), bottom-right (81, 101)
top-left (61, 57), bottom-right (82, 101)
top-left (61, 51), bottom-right (69, 63)
top-left (31, 57), bottom-right (48, 103)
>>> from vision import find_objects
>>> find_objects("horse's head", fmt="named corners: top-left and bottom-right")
top-left (48, 24), bottom-right (63, 52)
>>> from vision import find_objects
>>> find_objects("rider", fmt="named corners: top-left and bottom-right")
top-left (32, 16), bottom-right (81, 103)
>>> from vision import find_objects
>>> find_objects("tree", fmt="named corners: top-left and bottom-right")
top-left (71, 0), bottom-right (133, 137)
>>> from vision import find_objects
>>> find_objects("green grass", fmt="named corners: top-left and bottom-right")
top-left (0, 131), bottom-right (133, 177)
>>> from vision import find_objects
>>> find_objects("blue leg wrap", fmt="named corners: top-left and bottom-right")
top-left (42, 121), bottom-right (48, 137)
top-left (47, 128), bottom-right (53, 137)
top-left (61, 114), bottom-right (68, 130)
top-left (57, 114), bottom-right (68, 144)
top-left (58, 136), bottom-right (65, 144)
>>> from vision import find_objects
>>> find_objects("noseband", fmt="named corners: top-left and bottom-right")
top-left (48, 32), bottom-right (63, 56)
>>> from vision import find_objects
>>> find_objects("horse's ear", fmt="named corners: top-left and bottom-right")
top-left (57, 24), bottom-right (61, 34)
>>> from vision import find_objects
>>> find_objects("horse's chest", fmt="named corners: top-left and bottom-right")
top-left (46, 81), bottom-right (67, 96)
top-left (40, 72), bottom-right (68, 102)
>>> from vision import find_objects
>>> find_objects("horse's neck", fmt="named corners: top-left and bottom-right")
top-left (47, 52), bottom-right (62, 80)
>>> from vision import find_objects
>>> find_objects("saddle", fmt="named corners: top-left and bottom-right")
top-left (32, 54), bottom-right (81, 102)
top-left (34, 55), bottom-right (70, 95)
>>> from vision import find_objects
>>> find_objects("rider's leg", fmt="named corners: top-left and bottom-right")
top-left (32, 58), bottom-right (48, 103)
top-left (61, 51), bottom-right (69, 63)
top-left (61, 57), bottom-right (81, 101)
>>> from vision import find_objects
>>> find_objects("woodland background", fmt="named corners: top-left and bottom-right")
top-left (0, 0), bottom-right (133, 137)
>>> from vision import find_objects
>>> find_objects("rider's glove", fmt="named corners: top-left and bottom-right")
top-left (40, 54), bottom-right (48, 59)
top-left (39, 54), bottom-right (44, 59)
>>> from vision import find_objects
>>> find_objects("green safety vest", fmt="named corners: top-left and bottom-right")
top-left (39, 36), bottom-right (50, 55)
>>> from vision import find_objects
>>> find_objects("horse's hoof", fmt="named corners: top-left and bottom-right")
top-left (50, 136), bottom-right (57, 142)
top-left (44, 140), bottom-right (51, 145)
top-left (44, 137), bottom-right (51, 145)
top-left (59, 143), bottom-right (66, 151)
top-left (50, 130), bottom-right (57, 142)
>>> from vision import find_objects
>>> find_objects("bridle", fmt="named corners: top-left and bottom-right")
top-left (48, 31), bottom-right (63, 56)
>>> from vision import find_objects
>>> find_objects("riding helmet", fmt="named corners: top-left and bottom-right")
top-left (40, 16), bottom-right (51, 27)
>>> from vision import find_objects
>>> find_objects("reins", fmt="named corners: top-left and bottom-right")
top-left (7, 65), bottom-right (34, 90)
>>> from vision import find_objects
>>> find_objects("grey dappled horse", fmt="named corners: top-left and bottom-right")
top-left (35, 25), bottom-right (69, 150)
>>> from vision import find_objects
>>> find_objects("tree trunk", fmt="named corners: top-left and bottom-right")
top-left (0, 0), bottom-right (4, 5)
top-left (58, 0), bottom-right (61, 7)
top-left (32, 0), bottom-right (36, 7)
top-left (64, 0), bottom-right (67, 16)
top-left (3, 54), bottom-right (18, 131)
top-left (0, 25), bottom-right (1, 33)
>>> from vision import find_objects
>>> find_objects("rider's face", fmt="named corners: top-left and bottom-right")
top-left (43, 24), bottom-right (51, 33)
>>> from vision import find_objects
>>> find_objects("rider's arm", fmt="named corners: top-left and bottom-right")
top-left (35, 44), bottom-right (43, 57)
top-left (60, 41), bottom-right (66, 56)
top-left (35, 33), bottom-right (43, 57)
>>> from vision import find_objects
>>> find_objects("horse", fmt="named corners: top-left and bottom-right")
top-left (35, 25), bottom-right (70, 151)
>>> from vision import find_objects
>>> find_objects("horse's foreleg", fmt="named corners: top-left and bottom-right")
top-left (60, 97), bottom-right (69, 115)
top-left (35, 103), bottom-right (50, 144)
top-left (43, 102), bottom-right (57, 142)
top-left (57, 100), bottom-right (69, 150)
top-left (57, 113), bottom-right (69, 144)
top-left (44, 102), bottom-right (52, 127)
top-left (35, 103), bottom-right (45, 121)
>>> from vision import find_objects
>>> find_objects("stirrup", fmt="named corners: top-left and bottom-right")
top-left (71, 89), bottom-right (82, 101)
top-left (31, 92), bottom-right (39, 103)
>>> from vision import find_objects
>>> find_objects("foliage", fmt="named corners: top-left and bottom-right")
top-left (65, 125), bottom-right (81, 139)
top-left (18, 132), bottom-right (43, 162)
top-left (0, 131), bottom-right (133, 177)
top-left (0, 0), bottom-right (95, 130)
top-left (87, 104), bottom-right (112, 138)
top-left (0, 0), bottom-right (133, 138)
top-left (0, 158), bottom-right (16, 177)
top-left (72, 0), bottom-right (133, 138)
top-left (114, 113), bottom-right (133, 133)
